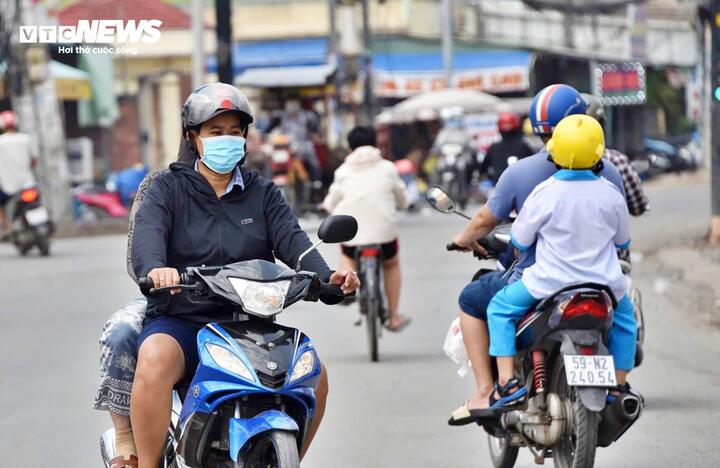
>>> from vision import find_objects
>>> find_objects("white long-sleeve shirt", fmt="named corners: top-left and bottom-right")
top-left (511, 169), bottom-right (630, 301)
top-left (322, 146), bottom-right (409, 246)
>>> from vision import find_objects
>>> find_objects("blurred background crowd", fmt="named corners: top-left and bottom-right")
top-left (0, 0), bottom-right (710, 227)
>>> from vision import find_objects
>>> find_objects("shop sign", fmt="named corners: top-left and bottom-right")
top-left (375, 66), bottom-right (529, 98)
top-left (593, 62), bottom-right (646, 106)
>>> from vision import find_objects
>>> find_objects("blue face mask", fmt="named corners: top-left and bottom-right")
top-left (199, 135), bottom-right (246, 174)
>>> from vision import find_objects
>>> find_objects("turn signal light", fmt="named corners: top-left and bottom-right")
top-left (20, 188), bottom-right (38, 203)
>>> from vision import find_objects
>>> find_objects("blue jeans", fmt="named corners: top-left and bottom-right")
top-left (487, 280), bottom-right (637, 371)
top-left (458, 270), bottom-right (509, 321)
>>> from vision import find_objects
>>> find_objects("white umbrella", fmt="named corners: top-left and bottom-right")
top-left (386, 88), bottom-right (503, 123)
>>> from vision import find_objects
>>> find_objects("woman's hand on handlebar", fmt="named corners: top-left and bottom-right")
top-left (450, 234), bottom-right (488, 257)
top-left (329, 270), bottom-right (361, 295)
top-left (148, 267), bottom-right (182, 295)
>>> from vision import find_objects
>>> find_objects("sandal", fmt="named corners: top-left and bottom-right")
top-left (110, 455), bottom-right (138, 468)
top-left (488, 378), bottom-right (527, 414)
top-left (385, 316), bottom-right (412, 333)
top-left (448, 401), bottom-right (495, 426)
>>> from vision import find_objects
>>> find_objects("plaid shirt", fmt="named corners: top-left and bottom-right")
top-left (605, 148), bottom-right (649, 216)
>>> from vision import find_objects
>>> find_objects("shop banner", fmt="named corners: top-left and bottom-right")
top-left (375, 65), bottom-right (529, 98)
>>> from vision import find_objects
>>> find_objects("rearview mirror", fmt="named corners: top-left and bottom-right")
top-left (426, 186), bottom-right (455, 214)
top-left (318, 215), bottom-right (358, 244)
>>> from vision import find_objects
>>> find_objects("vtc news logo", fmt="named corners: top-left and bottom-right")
top-left (19, 20), bottom-right (162, 44)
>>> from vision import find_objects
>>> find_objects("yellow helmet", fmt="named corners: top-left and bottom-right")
top-left (546, 114), bottom-right (605, 170)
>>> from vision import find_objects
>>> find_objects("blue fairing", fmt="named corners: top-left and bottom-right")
top-left (229, 411), bottom-right (299, 461)
top-left (177, 323), bottom-right (322, 460)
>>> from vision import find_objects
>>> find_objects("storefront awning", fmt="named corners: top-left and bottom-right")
top-left (207, 38), bottom-right (330, 74)
top-left (373, 49), bottom-right (533, 98)
top-left (0, 60), bottom-right (92, 101)
top-left (51, 60), bottom-right (93, 101)
top-left (235, 63), bottom-right (336, 88)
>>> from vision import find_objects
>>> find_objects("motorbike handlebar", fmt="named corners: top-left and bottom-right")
top-left (138, 273), bottom-right (193, 294)
top-left (317, 282), bottom-right (346, 297)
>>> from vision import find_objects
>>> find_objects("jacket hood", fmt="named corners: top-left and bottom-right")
top-left (345, 146), bottom-right (383, 166)
top-left (169, 160), bottom-right (258, 200)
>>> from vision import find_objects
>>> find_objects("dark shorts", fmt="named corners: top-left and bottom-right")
top-left (341, 239), bottom-right (399, 260)
top-left (458, 270), bottom-right (509, 321)
top-left (137, 316), bottom-right (204, 382)
top-left (0, 189), bottom-right (10, 207)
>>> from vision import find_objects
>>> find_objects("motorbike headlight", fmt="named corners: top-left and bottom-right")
top-left (205, 343), bottom-right (255, 381)
top-left (289, 350), bottom-right (316, 383)
top-left (229, 278), bottom-right (291, 317)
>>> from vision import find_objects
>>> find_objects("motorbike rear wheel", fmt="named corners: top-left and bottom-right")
top-left (236, 430), bottom-right (299, 468)
top-left (37, 235), bottom-right (50, 257)
top-left (487, 433), bottom-right (519, 468)
top-left (551, 357), bottom-right (598, 468)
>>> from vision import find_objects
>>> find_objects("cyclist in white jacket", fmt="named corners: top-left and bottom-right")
top-left (323, 126), bottom-right (411, 331)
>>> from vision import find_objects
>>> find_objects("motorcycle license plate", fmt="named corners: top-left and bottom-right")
top-left (563, 355), bottom-right (617, 387)
top-left (25, 207), bottom-right (49, 226)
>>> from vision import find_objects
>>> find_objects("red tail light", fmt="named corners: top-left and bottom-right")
top-left (20, 188), bottom-right (38, 203)
top-left (360, 248), bottom-right (380, 257)
top-left (561, 294), bottom-right (609, 322)
top-left (579, 345), bottom-right (596, 356)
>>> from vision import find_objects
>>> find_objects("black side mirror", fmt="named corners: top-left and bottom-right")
top-left (318, 215), bottom-right (358, 244)
top-left (296, 215), bottom-right (359, 270)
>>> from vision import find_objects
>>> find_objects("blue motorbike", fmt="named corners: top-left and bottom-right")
top-left (100, 215), bottom-right (357, 468)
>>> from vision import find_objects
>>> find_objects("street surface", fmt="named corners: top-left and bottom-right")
top-left (1, 174), bottom-right (719, 467)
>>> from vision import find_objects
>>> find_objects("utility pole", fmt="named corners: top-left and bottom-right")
top-left (191, 0), bottom-right (204, 89)
top-left (215, 0), bottom-right (233, 85)
top-left (441, 0), bottom-right (454, 87)
top-left (361, 0), bottom-right (373, 124)
top-left (709, 0), bottom-right (720, 244)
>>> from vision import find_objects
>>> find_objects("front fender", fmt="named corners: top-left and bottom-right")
top-left (229, 410), bottom-right (299, 462)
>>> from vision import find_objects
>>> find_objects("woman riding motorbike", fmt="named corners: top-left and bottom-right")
top-left (96, 83), bottom-right (359, 468)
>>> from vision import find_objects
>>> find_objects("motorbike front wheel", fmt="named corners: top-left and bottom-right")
top-left (365, 296), bottom-right (380, 362)
top-left (235, 430), bottom-right (299, 468)
top-left (551, 357), bottom-right (598, 468)
top-left (488, 433), bottom-right (519, 468)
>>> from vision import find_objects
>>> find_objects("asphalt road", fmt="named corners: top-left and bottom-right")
top-left (0, 174), bottom-right (718, 467)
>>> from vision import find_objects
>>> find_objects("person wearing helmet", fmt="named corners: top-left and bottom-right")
top-left (479, 111), bottom-right (534, 184)
top-left (120, 83), bottom-right (358, 468)
top-left (0, 110), bottom-right (37, 235)
top-left (583, 93), bottom-right (649, 217)
top-left (485, 114), bottom-right (637, 412)
top-left (448, 84), bottom-right (628, 425)
top-left (432, 107), bottom-right (474, 156)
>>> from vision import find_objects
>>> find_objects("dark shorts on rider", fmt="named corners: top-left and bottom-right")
top-left (458, 270), bottom-right (509, 321)
top-left (341, 239), bottom-right (399, 260)
top-left (0, 189), bottom-right (10, 207)
top-left (137, 316), bottom-right (203, 383)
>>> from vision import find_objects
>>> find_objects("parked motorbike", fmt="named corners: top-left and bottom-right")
top-left (426, 186), bottom-right (643, 468)
top-left (394, 158), bottom-right (421, 211)
top-left (270, 134), bottom-right (319, 217)
top-left (5, 183), bottom-right (53, 256)
top-left (100, 215), bottom-right (357, 468)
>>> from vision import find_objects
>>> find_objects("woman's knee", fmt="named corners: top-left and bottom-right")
top-left (135, 335), bottom-right (185, 386)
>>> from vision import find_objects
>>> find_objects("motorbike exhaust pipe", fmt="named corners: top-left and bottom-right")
top-left (597, 394), bottom-right (642, 447)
